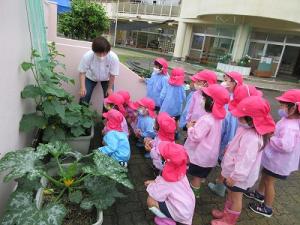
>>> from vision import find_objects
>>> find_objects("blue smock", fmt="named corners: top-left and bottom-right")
top-left (159, 83), bottom-right (186, 117)
top-left (136, 115), bottom-right (156, 138)
top-left (145, 72), bottom-right (169, 107)
top-left (179, 91), bottom-right (195, 128)
top-left (99, 130), bottom-right (130, 162)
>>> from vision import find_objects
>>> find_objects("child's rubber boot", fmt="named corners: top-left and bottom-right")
top-left (154, 217), bottom-right (176, 225)
top-left (211, 208), bottom-right (240, 225)
top-left (190, 185), bottom-right (202, 199)
top-left (211, 200), bottom-right (233, 219)
top-left (208, 182), bottom-right (226, 197)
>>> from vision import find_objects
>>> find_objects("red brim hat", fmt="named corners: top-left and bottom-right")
top-left (159, 142), bottom-right (187, 182)
top-left (202, 85), bottom-right (229, 119)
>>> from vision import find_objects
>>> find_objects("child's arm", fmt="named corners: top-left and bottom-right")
top-left (98, 132), bottom-right (118, 156)
top-left (229, 134), bottom-right (260, 183)
top-left (146, 177), bottom-right (170, 202)
top-left (269, 128), bottom-right (298, 153)
top-left (187, 117), bottom-right (211, 142)
top-left (186, 93), bottom-right (195, 122)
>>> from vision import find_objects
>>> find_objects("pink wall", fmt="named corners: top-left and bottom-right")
top-left (46, 2), bottom-right (147, 114)
top-left (0, 0), bottom-right (36, 214)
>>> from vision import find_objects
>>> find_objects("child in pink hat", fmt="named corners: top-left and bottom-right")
top-left (144, 112), bottom-right (176, 173)
top-left (246, 89), bottom-right (300, 218)
top-left (103, 92), bottom-right (129, 136)
top-left (145, 142), bottom-right (195, 225)
top-left (209, 84), bottom-right (262, 197)
top-left (99, 109), bottom-right (130, 167)
top-left (184, 84), bottom-right (229, 198)
top-left (159, 67), bottom-right (186, 121)
top-left (141, 58), bottom-right (169, 111)
top-left (211, 96), bottom-right (275, 225)
top-left (117, 90), bottom-right (137, 130)
top-left (186, 69), bottom-right (217, 124)
top-left (131, 97), bottom-right (156, 156)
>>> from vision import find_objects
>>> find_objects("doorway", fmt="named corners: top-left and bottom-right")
top-left (278, 46), bottom-right (300, 81)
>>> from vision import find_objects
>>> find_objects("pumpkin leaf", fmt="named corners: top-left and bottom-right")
top-left (82, 151), bottom-right (133, 189)
top-left (0, 147), bottom-right (48, 182)
top-left (0, 191), bottom-right (66, 225)
top-left (21, 62), bottom-right (34, 72)
top-left (69, 190), bottom-right (83, 204)
top-left (81, 176), bottom-right (125, 210)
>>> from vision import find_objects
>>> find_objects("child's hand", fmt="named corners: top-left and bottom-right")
top-left (217, 175), bottom-right (225, 184)
top-left (186, 121), bottom-right (196, 129)
top-left (139, 77), bottom-right (146, 82)
top-left (144, 180), bottom-right (155, 186)
top-left (225, 177), bottom-right (235, 187)
top-left (144, 138), bottom-right (153, 151)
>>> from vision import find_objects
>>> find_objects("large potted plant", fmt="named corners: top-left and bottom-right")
top-left (217, 54), bottom-right (252, 77)
top-left (0, 142), bottom-right (133, 225)
top-left (19, 43), bottom-right (98, 154)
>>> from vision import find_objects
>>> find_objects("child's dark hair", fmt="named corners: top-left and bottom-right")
top-left (202, 92), bottom-right (214, 113)
top-left (279, 101), bottom-right (300, 115)
top-left (92, 36), bottom-right (111, 53)
top-left (243, 115), bottom-right (272, 150)
top-left (154, 61), bottom-right (163, 69)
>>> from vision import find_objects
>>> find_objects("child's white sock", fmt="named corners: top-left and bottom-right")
top-left (148, 207), bottom-right (167, 218)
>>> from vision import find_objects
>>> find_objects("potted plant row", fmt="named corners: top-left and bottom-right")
top-left (217, 54), bottom-right (252, 77)
top-left (0, 141), bottom-right (133, 225)
top-left (19, 43), bottom-right (98, 154)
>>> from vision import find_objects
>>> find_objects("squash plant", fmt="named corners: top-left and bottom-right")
top-left (0, 142), bottom-right (133, 225)
top-left (20, 42), bottom-right (98, 142)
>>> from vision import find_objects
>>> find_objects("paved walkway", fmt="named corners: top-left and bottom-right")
top-left (113, 47), bottom-right (300, 92)
top-left (91, 120), bottom-right (299, 225)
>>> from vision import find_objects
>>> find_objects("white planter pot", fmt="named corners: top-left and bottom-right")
top-left (66, 125), bottom-right (94, 155)
top-left (217, 63), bottom-right (251, 77)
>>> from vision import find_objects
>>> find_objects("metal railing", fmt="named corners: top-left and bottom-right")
top-left (117, 2), bottom-right (180, 17)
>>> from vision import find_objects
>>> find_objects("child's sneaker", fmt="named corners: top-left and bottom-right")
top-left (244, 189), bottom-right (264, 203)
top-left (248, 202), bottom-right (273, 218)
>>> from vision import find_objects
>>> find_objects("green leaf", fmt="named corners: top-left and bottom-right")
top-left (69, 190), bottom-right (83, 204)
top-left (39, 141), bottom-right (72, 158)
top-left (70, 126), bottom-right (86, 137)
top-left (15, 177), bottom-right (41, 192)
top-left (82, 151), bottom-right (133, 189)
top-left (43, 126), bottom-right (66, 142)
top-left (0, 191), bottom-right (67, 225)
top-left (40, 84), bottom-right (69, 98)
top-left (21, 85), bottom-right (43, 99)
top-left (42, 99), bottom-right (65, 119)
top-left (0, 147), bottom-right (48, 182)
top-left (60, 163), bottom-right (79, 179)
top-left (81, 176), bottom-right (125, 210)
top-left (21, 62), bottom-right (34, 72)
top-left (19, 113), bottom-right (47, 132)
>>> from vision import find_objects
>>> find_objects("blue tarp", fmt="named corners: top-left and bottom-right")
top-left (54, 0), bottom-right (71, 13)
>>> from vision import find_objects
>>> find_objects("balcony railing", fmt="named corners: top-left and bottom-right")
top-left (118, 2), bottom-right (180, 17)
top-left (94, 1), bottom-right (181, 18)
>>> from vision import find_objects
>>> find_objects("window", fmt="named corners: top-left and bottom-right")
top-left (265, 44), bottom-right (283, 61)
top-left (286, 35), bottom-right (300, 44)
top-left (191, 35), bottom-right (204, 50)
top-left (247, 42), bottom-right (265, 59)
top-left (268, 33), bottom-right (285, 42)
top-left (250, 31), bottom-right (268, 41)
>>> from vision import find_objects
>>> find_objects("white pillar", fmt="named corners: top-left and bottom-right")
top-left (232, 24), bottom-right (251, 62)
top-left (181, 23), bottom-right (193, 61)
top-left (173, 21), bottom-right (187, 60)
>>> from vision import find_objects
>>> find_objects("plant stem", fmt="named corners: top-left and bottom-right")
top-left (72, 174), bottom-right (90, 186)
top-left (55, 156), bottom-right (65, 177)
top-left (54, 187), bottom-right (67, 203)
top-left (42, 172), bottom-right (63, 187)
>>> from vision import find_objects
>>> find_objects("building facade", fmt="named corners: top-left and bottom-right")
top-left (174, 0), bottom-right (300, 80)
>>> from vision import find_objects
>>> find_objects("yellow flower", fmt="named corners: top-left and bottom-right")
top-left (63, 178), bottom-right (74, 187)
